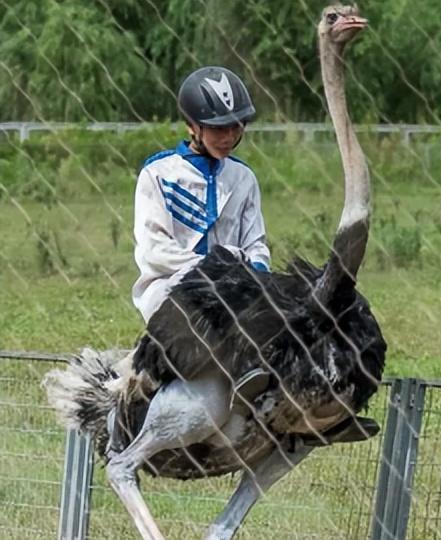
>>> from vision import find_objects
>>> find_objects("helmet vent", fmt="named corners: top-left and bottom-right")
top-left (201, 86), bottom-right (216, 112)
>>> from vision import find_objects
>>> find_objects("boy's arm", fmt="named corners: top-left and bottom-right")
top-left (239, 178), bottom-right (271, 272)
top-left (134, 168), bottom-right (203, 278)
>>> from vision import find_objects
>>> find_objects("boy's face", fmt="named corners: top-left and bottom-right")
top-left (188, 123), bottom-right (244, 159)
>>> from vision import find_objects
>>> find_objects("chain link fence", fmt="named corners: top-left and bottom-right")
top-left (408, 384), bottom-right (441, 540)
top-left (1, 355), bottom-right (441, 540)
top-left (1, 2), bottom-right (440, 539)
top-left (0, 357), bottom-right (65, 539)
top-left (1, 121), bottom-right (440, 539)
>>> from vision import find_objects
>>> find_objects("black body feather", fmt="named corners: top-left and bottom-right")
top-left (134, 246), bottom-right (385, 412)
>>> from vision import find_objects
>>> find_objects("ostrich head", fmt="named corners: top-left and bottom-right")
top-left (318, 5), bottom-right (368, 48)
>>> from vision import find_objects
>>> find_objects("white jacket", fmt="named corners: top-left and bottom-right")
top-left (132, 140), bottom-right (271, 321)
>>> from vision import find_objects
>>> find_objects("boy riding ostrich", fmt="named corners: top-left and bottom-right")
top-left (44, 5), bottom-right (386, 540)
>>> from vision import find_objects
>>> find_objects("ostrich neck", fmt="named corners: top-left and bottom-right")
top-left (320, 39), bottom-right (369, 230)
top-left (318, 37), bottom-right (370, 286)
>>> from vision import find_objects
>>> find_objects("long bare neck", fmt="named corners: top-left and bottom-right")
top-left (312, 37), bottom-right (370, 306)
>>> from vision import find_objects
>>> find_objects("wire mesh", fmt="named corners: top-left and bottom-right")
top-left (83, 386), bottom-right (390, 540)
top-left (1, 1), bottom-right (441, 539)
top-left (408, 385), bottom-right (441, 540)
top-left (0, 359), bottom-right (65, 540)
top-left (2, 370), bottom-right (441, 539)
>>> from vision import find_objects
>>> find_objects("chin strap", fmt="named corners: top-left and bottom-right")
top-left (191, 127), bottom-right (211, 156)
top-left (232, 133), bottom-right (243, 149)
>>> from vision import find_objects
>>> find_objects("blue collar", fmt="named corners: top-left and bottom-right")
top-left (176, 140), bottom-right (222, 177)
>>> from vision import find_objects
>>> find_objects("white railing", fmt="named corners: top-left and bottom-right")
top-left (0, 121), bottom-right (440, 143)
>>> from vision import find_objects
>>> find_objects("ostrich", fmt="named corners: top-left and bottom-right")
top-left (44, 5), bottom-right (386, 540)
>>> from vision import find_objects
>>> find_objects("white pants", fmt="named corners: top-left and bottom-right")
top-left (133, 260), bottom-right (200, 323)
top-left (133, 245), bottom-right (245, 323)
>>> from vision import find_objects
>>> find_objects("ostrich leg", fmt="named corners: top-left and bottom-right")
top-left (107, 371), bottom-right (231, 540)
top-left (203, 441), bottom-right (313, 540)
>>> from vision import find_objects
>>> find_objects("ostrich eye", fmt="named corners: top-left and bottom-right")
top-left (327, 13), bottom-right (339, 25)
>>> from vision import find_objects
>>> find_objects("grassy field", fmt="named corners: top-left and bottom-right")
top-left (1, 189), bottom-right (440, 377)
top-left (0, 131), bottom-right (440, 538)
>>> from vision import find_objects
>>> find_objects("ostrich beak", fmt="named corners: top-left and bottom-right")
top-left (334, 15), bottom-right (368, 33)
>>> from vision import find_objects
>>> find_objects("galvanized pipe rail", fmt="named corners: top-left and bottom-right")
top-left (58, 431), bottom-right (95, 540)
top-left (371, 378), bottom-right (426, 540)
top-left (0, 349), bottom-right (72, 362)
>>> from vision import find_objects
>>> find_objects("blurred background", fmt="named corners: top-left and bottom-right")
top-left (0, 1), bottom-right (440, 539)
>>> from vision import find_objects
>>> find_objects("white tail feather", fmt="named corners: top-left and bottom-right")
top-left (42, 347), bottom-right (127, 436)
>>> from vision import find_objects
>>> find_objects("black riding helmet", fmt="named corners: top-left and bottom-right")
top-left (178, 66), bottom-right (256, 128)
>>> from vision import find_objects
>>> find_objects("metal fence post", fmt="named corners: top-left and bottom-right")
top-left (58, 429), bottom-right (95, 540)
top-left (371, 378), bottom-right (426, 540)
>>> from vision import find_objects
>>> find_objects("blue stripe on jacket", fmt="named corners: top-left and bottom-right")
top-left (165, 204), bottom-right (207, 234)
top-left (162, 179), bottom-right (205, 210)
top-left (163, 192), bottom-right (208, 224)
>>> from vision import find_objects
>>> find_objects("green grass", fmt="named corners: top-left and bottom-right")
top-left (0, 132), bottom-right (441, 538)
top-left (1, 188), bottom-right (440, 376)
